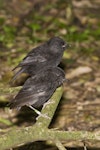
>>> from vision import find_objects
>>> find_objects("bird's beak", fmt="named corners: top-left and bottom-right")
top-left (62, 43), bottom-right (71, 49)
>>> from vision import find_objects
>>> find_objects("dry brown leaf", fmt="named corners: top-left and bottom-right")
top-left (66, 66), bottom-right (92, 79)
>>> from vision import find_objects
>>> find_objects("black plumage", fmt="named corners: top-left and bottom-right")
top-left (9, 67), bottom-right (66, 110)
top-left (11, 37), bottom-right (68, 86)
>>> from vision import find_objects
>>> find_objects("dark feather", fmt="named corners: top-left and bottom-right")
top-left (8, 67), bottom-right (66, 109)
top-left (10, 37), bottom-right (68, 86)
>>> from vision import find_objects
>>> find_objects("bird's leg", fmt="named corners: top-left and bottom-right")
top-left (28, 105), bottom-right (41, 115)
top-left (28, 105), bottom-right (50, 120)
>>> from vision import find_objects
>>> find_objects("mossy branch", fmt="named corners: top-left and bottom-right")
top-left (0, 87), bottom-right (100, 150)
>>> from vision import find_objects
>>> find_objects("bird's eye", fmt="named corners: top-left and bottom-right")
top-left (62, 42), bottom-right (66, 48)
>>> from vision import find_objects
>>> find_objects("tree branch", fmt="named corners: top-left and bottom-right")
top-left (0, 87), bottom-right (100, 150)
top-left (36, 87), bottom-right (63, 127)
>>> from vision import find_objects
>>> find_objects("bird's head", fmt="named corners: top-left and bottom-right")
top-left (47, 37), bottom-right (69, 53)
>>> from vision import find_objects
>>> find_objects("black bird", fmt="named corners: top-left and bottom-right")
top-left (9, 67), bottom-right (66, 111)
top-left (11, 37), bottom-right (68, 86)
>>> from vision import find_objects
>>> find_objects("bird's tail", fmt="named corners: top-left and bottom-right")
top-left (10, 68), bottom-right (27, 86)
top-left (12, 68), bottom-right (24, 81)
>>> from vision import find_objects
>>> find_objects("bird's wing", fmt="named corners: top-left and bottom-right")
top-left (9, 81), bottom-right (55, 108)
top-left (13, 45), bottom-right (48, 69)
top-left (13, 54), bottom-right (47, 70)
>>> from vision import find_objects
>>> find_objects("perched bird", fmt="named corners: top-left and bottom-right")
top-left (10, 37), bottom-right (68, 86)
top-left (8, 67), bottom-right (66, 110)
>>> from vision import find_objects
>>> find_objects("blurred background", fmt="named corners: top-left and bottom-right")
top-left (0, 0), bottom-right (100, 149)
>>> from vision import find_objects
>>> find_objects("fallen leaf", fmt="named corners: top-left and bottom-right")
top-left (66, 66), bottom-right (92, 79)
